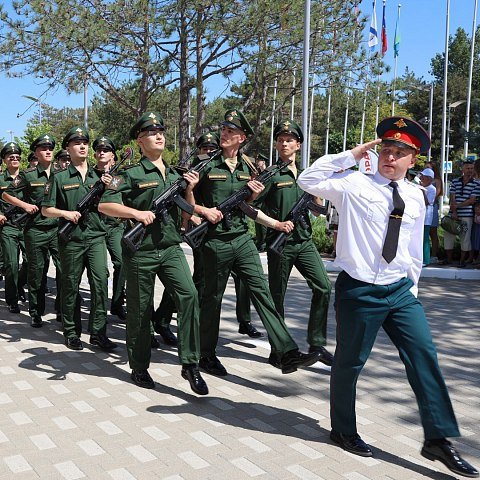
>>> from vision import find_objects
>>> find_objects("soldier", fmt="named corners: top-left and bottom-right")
top-left (253, 152), bottom-right (268, 252)
top-left (0, 142), bottom-right (28, 313)
top-left (3, 134), bottom-right (62, 327)
top-left (259, 120), bottom-right (333, 366)
top-left (27, 152), bottom-right (38, 168)
top-left (154, 131), bottom-right (263, 344)
top-left (41, 127), bottom-right (116, 352)
top-left (191, 109), bottom-right (320, 376)
top-left (53, 149), bottom-right (70, 171)
top-left (98, 112), bottom-right (208, 395)
top-left (92, 136), bottom-right (126, 321)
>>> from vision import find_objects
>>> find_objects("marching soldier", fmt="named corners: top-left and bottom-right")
top-left (3, 134), bottom-right (62, 327)
top-left (98, 112), bottom-right (209, 396)
top-left (154, 131), bottom-right (263, 344)
top-left (92, 136), bottom-right (127, 321)
top-left (0, 142), bottom-right (28, 312)
top-left (41, 127), bottom-right (116, 352)
top-left (53, 149), bottom-right (70, 171)
top-left (259, 120), bottom-right (333, 366)
top-left (191, 109), bottom-right (320, 376)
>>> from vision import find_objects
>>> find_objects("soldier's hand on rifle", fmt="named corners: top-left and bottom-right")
top-left (183, 170), bottom-right (199, 190)
top-left (247, 180), bottom-right (265, 202)
top-left (0, 214), bottom-right (6, 226)
top-left (350, 139), bottom-right (381, 161)
top-left (199, 206), bottom-right (223, 224)
top-left (23, 203), bottom-right (39, 215)
top-left (274, 220), bottom-right (294, 233)
top-left (63, 211), bottom-right (82, 224)
top-left (101, 173), bottom-right (113, 186)
top-left (189, 215), bottom-right (202, 227)
top-left (134, 210), bottom-right (156, 226)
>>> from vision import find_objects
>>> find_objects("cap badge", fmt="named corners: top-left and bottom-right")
top-left (75, 128), bottom-right (83, 134)
top-left (394, 132), bottom-right (401, 139)
top-left (44, 135), bottom-right (50, 140)
top-left (394, 119), bottom-right (407, 128)
top-left (282, 121), bottom-right (291, 131)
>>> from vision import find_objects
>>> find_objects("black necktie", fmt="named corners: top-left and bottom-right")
top-left (382, 181), bottom-right (405, 263)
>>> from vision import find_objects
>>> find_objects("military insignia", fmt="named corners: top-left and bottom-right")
top-left (44, 182), bottom-right (51, 195)
top-left (394, 118), bottom-right (407, 128)
top-left (9, 143), bottom-right (15, 149)
top-left (75, 128), bottom-right (84, 134)
top-left (100, 136), bottom-right (107, 142)
top-left (394, 132), bottom-right (402, 139)
top-left (282, 120), bottom-right (291, 131)
top-left (276, 181), bottom-right (294, 188)
top-left (108, 176), bottom-right (124, 191)
top-left (205, 133), bottom-right (213, 141)
top-left (237, 174), bottom-right (251, 181)
top-left (137, 181), bottom-right (159, 189)
top-left (63, 183), bottom-right (80, 190)
top-left (44, 135), bottom-right (50, 141)
top-left (31, 182), bottom-right (45, 187)
top-left (207, 174), bottom-right (227, 180)
top-left (12, 177), bottom-right (22, 187)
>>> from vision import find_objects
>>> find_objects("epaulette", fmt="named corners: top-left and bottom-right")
top-left (53, 166), bottom-right (68, 173)
top-left (121, 164), bottom-right (139, 171)
top-left (24, 166), bottom-right (37, 173)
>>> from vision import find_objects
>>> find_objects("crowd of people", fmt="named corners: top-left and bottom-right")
top-left (0, 111), bottom-right (477, 478)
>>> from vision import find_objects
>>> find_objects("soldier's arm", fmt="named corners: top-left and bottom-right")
top-left (2, 192), bottom-right (39, 214)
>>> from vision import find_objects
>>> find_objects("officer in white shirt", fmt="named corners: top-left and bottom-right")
top-left (298, 117), bottom-right (478, 478)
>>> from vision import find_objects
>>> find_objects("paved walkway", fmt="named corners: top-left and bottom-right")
top-left (0, 251), bottom-right (478, 479)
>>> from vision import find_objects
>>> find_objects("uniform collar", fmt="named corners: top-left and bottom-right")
top-left (140, 156), bottom-right (172, 174)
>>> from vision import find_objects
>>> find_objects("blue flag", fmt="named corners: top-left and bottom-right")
top-left (368, 0), bottom-right (378, 50)
top-left (394, 8), bottom-right (401, 57)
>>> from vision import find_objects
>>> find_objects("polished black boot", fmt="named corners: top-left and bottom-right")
top-left (181, 364), bottom-right (209, 395)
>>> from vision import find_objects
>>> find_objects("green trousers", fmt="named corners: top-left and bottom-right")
top-left (24, 227), bottom-right (61, 318)
top-left (332, 271), bottom-right (460, 439)
top-left (154, 249), bottom-right (251, 327)
top-left (200, 233), bottom-right (297, 357)
top-left (105, 223), bottom-right (126, 311)
top-left (267, 239), bottom-right (331, 347)
top-left (125, 244), bottom-right (200, 370)
top-left (59, 238), bottom-right (108, 339)
top-left (1, 225), bottom-right (27, 306)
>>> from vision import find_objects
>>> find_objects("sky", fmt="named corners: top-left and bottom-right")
top-left (0, 0), bottom-right (477, 143)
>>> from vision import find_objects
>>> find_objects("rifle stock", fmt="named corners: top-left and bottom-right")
top-left (58, 147), bottom-right (134, 242)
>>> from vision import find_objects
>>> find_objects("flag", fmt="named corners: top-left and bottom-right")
top-left (368, 0), bottom-right (378, 50)
top-left (381, 1), bottom-right (388, 56)
top-left (394, 6), bottom-right (401, 57)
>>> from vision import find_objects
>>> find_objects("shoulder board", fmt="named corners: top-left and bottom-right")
top-left (24, 166), bottom-right (37, 173)
top-left (122, 164), bottom-right (139, 171)
top-left (53, 166), bottom-right (68, 173)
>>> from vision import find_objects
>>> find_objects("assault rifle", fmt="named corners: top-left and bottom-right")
top-left (10, 201), bottom-right (43, 229)
top-left (3, 203), bottom-right (23, 223)
top-left (269, 193), bottom-right (328, 256)
top-left (58, 146), bottom-right (134, 242)
top-left (183, 158), bottom-right (292, 250)
top-left (121, 150), bottom-right (221, 255)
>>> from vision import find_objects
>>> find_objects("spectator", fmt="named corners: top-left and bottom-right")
top-left (472, 202), bottom-right (480, 266)
top-left (419, 168), bottom-right (436, 266)
top-left (425, 161), bottom-right (443, 263)
top-left (441, 159), bottom-right (476, 267)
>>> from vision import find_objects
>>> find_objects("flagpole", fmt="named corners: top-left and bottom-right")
top-left (464, 0), bottom-right (478, 157)
top-left (325, 81), bottom-right (332, 154)
top-left (301, 0), bottom-right (311, 169)
top-left (391, 4), bottom-right (401, 115)
top-left (343, 75), bottom-right (352, 151)
top-left (440, 0), bottom-right (450, 207)
top-left (377, 0), bottom-right (388, 147)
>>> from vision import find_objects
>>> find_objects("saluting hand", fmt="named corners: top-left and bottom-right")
top-left (350, 139), bottom-right (382, 161)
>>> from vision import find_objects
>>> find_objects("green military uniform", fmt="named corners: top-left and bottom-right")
top-left (42, 128), bottom-right (109, 343)
top-left (100, 112), bottom-right (201, 374)
top-left (100, 157), bottom-right (200, 369)
top-left (92, 137), bottom-right (126, 317)
top-left (194, 145), bottom-right (298, 358)
top-left (259, 121), bottom-right (331, 350)
top-left (6, 134), bottom-right (62, 325)
top-left (0, 143), bottom-right (28, 310)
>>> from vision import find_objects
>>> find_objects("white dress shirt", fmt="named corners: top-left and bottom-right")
top-left (298, 151), bottom-right (426, 296)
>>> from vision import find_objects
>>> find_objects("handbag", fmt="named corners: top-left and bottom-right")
top-left (440, 215), bottom-right (468, 237)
